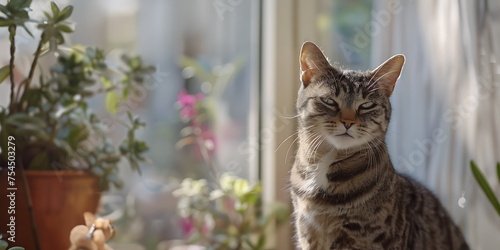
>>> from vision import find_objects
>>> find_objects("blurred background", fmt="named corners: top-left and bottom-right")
top-left (0, 0), bottom-right (499, 249)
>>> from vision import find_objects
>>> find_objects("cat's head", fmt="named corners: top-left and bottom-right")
top-left (297, 42), bottom-right (405, 150)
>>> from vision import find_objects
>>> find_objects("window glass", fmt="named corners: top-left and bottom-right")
top-left (317, 0), bottom-right (372, 70)
top-left (18, 0), bottom-right (261, 247)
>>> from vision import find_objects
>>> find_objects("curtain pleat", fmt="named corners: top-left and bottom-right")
top-left (372, 0), bottom-right (500, 248)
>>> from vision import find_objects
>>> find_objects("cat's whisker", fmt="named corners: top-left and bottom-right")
top-left (275, 131), bottom-right (299, 152)
top-left (285, 127), bottom-right (316, 164)
top-left (366, 70), bottom-right (400, 91)
top-left (307, 135), bottom-right (323, 164)
top-left (285, 136), bottom-right (301, 164)
top-left (281, 114), bottom-right (301, 119)
top-left (311, 136), bottom-right (326, 164)
top-left (367, 87), bottom-right (384, 94)
top-left (276, 125), bottom-right (314, 153)
top-left (305, 133), bottom-right (323, 161)
top-left (367, 64), bottom-right (385, 86)
top-left (310, 60), bottom-right (323, 73)
top-left (292, 129), bottom-right (320, 164)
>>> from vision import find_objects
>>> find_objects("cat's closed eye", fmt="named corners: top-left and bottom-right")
top-left (359, 102), bottom-right (376, 110)
top-left (320, 97), bottom-right (338, 107)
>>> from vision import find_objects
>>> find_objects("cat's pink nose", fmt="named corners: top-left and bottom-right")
top-left (341, 120), bottom-right (355, 129)
top-left (340, 110), bottom-right (356, 129)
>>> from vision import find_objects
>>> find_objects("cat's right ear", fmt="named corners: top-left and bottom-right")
top-left (370, 54), bottom-right (405, 97)
top-left (300, 42), bottom-right (331, 88)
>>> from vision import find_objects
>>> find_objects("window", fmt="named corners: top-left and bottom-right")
top-left (67, 0), bottom-right (261, 247)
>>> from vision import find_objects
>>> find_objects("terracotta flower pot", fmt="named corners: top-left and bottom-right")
top-left (0, 170), bottom-right (101, 250)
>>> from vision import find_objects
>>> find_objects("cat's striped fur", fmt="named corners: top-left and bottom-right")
top-left (290, 42), bottom-right (469, 250)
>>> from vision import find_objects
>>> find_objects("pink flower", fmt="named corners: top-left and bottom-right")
top-left (177, 89), bottom-right (204, 119)
top-left (179, 217), bottom-right (211, 238)
top-left (180, 106), bottom-right (197, 119)
top-left (180, 217), bottom-right (195, 237)
top-left (178, 89), bottom-right (204, 107)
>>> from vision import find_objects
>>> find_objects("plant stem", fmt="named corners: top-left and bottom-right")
top-left (196, 136), bottom-right (220, 188)
top-left (8, 25), bottom-right (16, 113)
top-left (16, 37), bottom-right (44, 112)
top-left (19, 158), bottom-right (42, 250)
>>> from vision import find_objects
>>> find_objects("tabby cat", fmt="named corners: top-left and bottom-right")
top-left (290, 42), bottom-right (469, 250)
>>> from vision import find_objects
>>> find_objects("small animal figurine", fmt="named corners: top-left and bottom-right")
top-left (69, 212), bottom-right (115, 250)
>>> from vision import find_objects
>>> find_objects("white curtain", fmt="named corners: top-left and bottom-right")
top-left (372, 0), bottom-right (500, 249)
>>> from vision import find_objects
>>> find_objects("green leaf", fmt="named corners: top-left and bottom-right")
top-left (67, 126), bottom-right (88, 149)
top-left (101, 76), bottom-right (112, 89)
top-left (53, 138), bottom-right (72, 155)
top-left (127, 110), bottom-right (134, 122)
top-left (119, 142), bottom-right (129, 154)
top-left (0, 65), bottom-right (10, 84)
top-left (7, 0), bottom-right (32, 11)
top-left (107, 174), bottom-right (124, 189)
top-left (0, 239), bottom-right (8, 250)
top-left (15, 9), bottom-right (29, 21)
top-left (57, 24), bottom-right (73, 33)
top-left (55, 31), bottom-right (64, 44)
top-left (90, 166), bottom-right (105, 176)
top-left (9, 247), bottom-right (25, 250)
top-left (0, 124), bottom-right (11, 162)
top-left (13, 127), bottom-right (50, 140)
top-left (50, 1), bottom-right (60, 16)
top-left (43, 11), bottom-right (51, 19)
top-left (134, 140), bottom-right (148, 154)
top-left (103, 155), bottom-right (121, 164)
top-left (497, 162), bottom-right (500, 184)
top-left (242, 192), bottom-right (259, 205)
top-left (129, 158), bottom-right (141, 175)
top-left (245, 238), bottom-right (256, 250)
top-left (28, 151), bottom-right (49, 170)
top-left (256, 235), bottom-right (266, 249)
top-left (122, 87), bottom-right (129, 99)
top-left (6, 113), bottom-right (46, 128)
top-left (105, 91), bottom-right (119, 114)
top-left (20, 88), bottom-right (39, 104)
top-left (55, 5), bottom-right (73, 22)
top-left (20, 23), bottom-right (33, 37)
top-left (19, 0), bottom-right (32, 9)
top-left (0, 5), bottom-right (8, 15)
top-left (470, 160), bottom-right (500, 216)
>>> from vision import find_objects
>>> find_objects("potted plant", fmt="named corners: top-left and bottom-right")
top-left (0, 1), bottom-right (154, 249)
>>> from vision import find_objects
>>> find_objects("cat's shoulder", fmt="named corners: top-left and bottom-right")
top-left (394, 172), bottom-right (444, 210)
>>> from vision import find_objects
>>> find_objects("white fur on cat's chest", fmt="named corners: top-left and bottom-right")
top-left (292, 153), bottom-right (336, 194)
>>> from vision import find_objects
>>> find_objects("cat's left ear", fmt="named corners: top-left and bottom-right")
top-left (370, 54), bottom-right (405, 97)
top-left (300, 42), bottom-right (332, 88)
